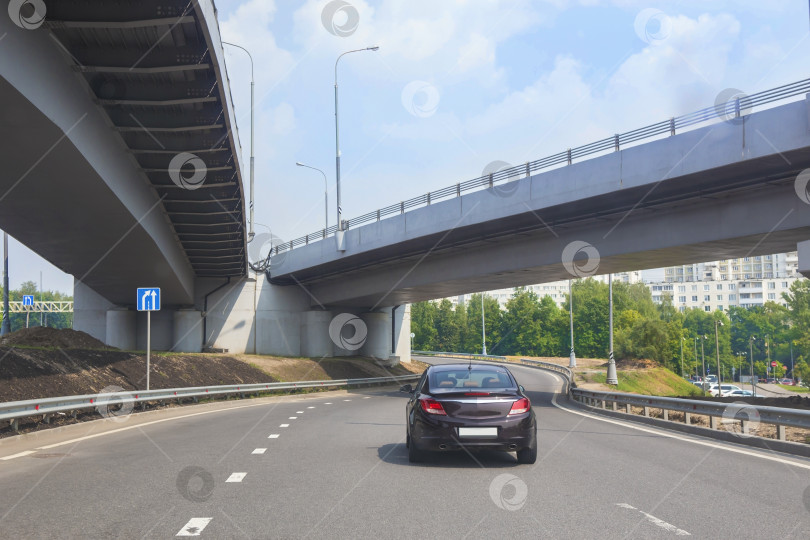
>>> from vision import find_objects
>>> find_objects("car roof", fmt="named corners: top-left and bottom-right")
top-left (429, 363), bottom-right (511, 372)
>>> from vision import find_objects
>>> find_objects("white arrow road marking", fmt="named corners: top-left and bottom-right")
top-left (280, 424), bottom-right (289, 428)
top-left (176, 518), bottom-right (212, 536)
top-left (251, 448), bottom-right (267, 455)
top-left (616, 504), bottom-right (690, 536)
top-left (226, 473), bottom-right (246, 483)
top-left (268, 434), bottom-right (279, 439)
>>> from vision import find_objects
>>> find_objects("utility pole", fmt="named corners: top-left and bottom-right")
top-left (680, 337), bottom-right (685, 378)
top-left (715, 320), bottom-right (724, 395)
top-left (701, 336), bottom-right (707, 394)
top-left (693, 337), bottom-right (699, 380)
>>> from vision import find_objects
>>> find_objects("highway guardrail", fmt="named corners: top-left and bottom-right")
top-left (1, 374), bottom-right (420, 431)
top-left (571, 387), bottom-right (810, 442)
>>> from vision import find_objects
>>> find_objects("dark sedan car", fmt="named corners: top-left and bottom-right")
top-left (400, 363), bottom-right (537, 464)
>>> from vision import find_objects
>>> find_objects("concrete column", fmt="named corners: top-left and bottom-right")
top-left (393, 304), bottom-right (411, 363)
top-left (798, 240), bottom-right (810, 278)
top-left (300, 310), bottom-right (333, 357)
top-left (173, 310), bottom-right (202, 353)
top-left (360, 311), bottom-right (391, 365)
top-left (73, 279), bottom-right (113, 343)
top-left (105, 308), bottom-right (135, 350)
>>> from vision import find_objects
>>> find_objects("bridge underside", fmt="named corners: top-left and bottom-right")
top-left (270, 98), bottom-right (810, 307)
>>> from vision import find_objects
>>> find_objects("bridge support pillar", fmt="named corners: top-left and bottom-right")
top-left (301, 310), bottom-right (333, 357)
top-left (173, 310), bottom-right (202, 353)
top-left (105, 308), bottom-right (136, 350)
top-left (798, 240), bottom-right (810, 279)
top-left (360, 311), bottom-right (393, 365)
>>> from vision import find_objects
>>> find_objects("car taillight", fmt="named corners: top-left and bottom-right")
top-left (508, 397), bottom-right (530, 415)
top-left (419, 397), bottom-right (447, 415)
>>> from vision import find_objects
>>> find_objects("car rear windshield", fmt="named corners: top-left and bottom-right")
top-left (428, 367), bottom-right (516, 393)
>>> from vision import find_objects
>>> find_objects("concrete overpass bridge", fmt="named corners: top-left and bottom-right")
top-left (253, 81), bottom-right (810, 360)
top-left (0, 0), bottom-right (248, 351)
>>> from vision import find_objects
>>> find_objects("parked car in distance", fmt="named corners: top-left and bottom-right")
top-left (705, 375), bottom-right (718, 384)
top-left (727, 389), bottom-right (754, 397)
top-left (709, 384), bottom-right (742, 397)
top-left (779, 379), bottom-right (795, 385)
top-left (401, 363), bottom-right (537, 464)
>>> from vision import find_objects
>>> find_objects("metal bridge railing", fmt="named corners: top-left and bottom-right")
top-left (272, 77), bottom-right (810, 260)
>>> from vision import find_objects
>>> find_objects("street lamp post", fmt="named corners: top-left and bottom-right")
top-left (701, 336), bottom-right (707, 394)
top-left (765, 334), bottom-right (771, 381)
top-left (222, 42), bottom-right (255, 241)
top-left (749, 335), bottom-right (756, 397)
top-left (1, 232), bottom-right (9, 335)
top-left (334, 46), bottom-right (379, 251)
top-left (693, 337), bottom-right (699, 380)
top-left (606, 274), bottom-right (618, 385)
top-left (481, 293), bottom-right (487, 356)
top-left (569, 279), bottom-right (576, 368)
top-left (295, 162), bottom-right (328, 230)
top-left (680, 337), bottom-right (685, 378)
top-left (715, 320), bottom-right (724, 395)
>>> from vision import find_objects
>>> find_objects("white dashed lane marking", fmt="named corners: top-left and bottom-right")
top-left (324, 403), bottom-right (332, 405)
top-left (307, 406), bottom-right (315, 409)
top-left (616, 504), bottom-right (690, 536)
top-left (280, 424), bottom-right (289, 428)
top-left (296, 411), bottom-right (304, 413)
top-left (176, 518), bottom-right (212, 536)
top-left (363, 397), bottom-right (371, 399)
top-left (251, 448), bottom-right (267, 455)
top-left (268, 434), bottom-right (280, 439)
top-left (343, 399), bottom-right (351, 402)
top-left (226, 473), bottom-right (246, 483)
top-left (288, 417), bottom-right (297, 419)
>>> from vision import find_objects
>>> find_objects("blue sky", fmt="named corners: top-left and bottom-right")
top-left (10, 0), bottom-right (810, 294)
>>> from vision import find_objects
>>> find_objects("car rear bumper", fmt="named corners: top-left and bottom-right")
top-left (411, 413), bottom-right (536, 451)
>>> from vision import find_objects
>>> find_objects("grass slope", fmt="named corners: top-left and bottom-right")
top-left (588, 367), bottom-right (702, 397)
top-left (778, 384), bottom-right (810, 393)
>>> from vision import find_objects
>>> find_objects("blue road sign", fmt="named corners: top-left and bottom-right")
top-left (22, 295), bottom-right (34, 306)
top-left (137, 288), bottom-right (161, 311)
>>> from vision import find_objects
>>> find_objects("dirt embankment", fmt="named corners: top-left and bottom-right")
top-left (0, 328), bottom-right (424, 403)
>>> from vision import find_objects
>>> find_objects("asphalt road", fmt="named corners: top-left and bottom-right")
top-left (1, 359), bottom-right (810, 539)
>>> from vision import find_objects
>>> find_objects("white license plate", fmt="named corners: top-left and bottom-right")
top-left (458, 427), bottom-right (498, 438)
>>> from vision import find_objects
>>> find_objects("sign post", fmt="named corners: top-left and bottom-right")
top-left (137, 287), bottom-right (161, 390)
top-left (22, 295), bottom-right (33, 328)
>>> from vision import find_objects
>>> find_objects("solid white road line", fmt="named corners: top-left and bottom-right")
top-left (616, 504), bottom-right (690, 536)
top-left (225, 473), bottom-right (246, 483)
top-left (251, 448), bottom-right (267, 455)
top-left (176, 517), bottom-right (212, 536)
top-left (268, 434), bottom-right (280, 439)
top-left (549, 385), bottom-right (810, 471)
top-left (280, 424), bottom-right (289, 428)
top-left (0, 450), bottom-right (36, 460)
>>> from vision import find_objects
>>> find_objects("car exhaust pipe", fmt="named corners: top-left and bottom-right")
top-left (508, 444), bottom-right (518, 450)
top-left (439, 444), bottom-right (447, 450)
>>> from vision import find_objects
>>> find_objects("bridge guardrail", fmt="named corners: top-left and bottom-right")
top-left (273, 77), bottom-right (810, 258)
top-left (412, 350), bottom-right (508, 362)
top-left (0, 374), bottom-right (420, 430)
top-left (571, 388), bottom-right (810, 442)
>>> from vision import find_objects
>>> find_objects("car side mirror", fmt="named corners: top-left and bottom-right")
top-left (399, 384), bottom-right (413, 393)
